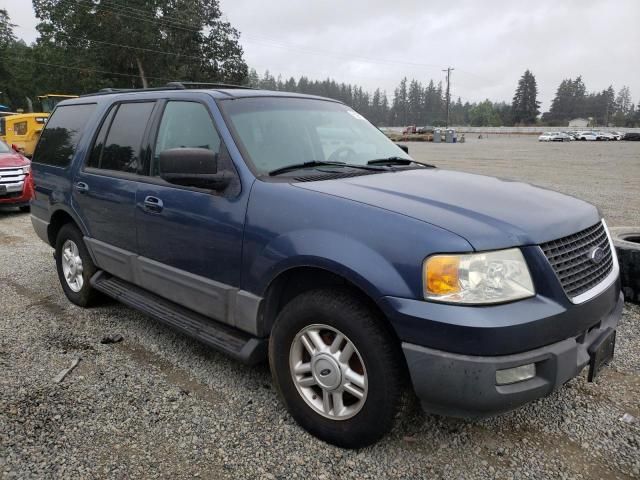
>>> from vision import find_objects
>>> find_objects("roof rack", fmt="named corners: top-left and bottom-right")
top-left (82, 81), bottom-right (254, 97)
top-left (165, 81), bottom-right (254, 90)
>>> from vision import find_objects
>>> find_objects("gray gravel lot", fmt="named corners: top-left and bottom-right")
top-left (1, 136), bottom-right (639, 479)
top-left (409, 136), bottom-right (640, 228)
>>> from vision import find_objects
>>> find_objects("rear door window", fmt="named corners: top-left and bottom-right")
top-left (33, 104), bottom-right (96, 167)
top-left (89, 102), bottom-right (154, 174)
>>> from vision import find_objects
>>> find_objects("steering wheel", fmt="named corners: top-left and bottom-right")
top-left (328, 146), bottom-right (357, 163)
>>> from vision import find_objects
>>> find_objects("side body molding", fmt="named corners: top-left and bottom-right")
top-left (84, 237), bottom-right (263, 336)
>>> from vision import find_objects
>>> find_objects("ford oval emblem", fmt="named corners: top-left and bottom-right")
top-left (588, 246), bottom-right (605, 264)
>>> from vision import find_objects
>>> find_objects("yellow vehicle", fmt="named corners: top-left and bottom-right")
top-left (0, 113), bottom-right (49, 157)
top-left (0, 94), bottom-right (78, 157)
top-left (38, 94), bottom-right (78, 113)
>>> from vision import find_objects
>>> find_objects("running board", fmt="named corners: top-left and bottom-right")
top-left (91, 271), bottom-right (267, 365)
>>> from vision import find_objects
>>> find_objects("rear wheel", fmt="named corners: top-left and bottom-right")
top-left (269, 288), bottom-right (405, 448)
top-left (55, 223), bottom-right (98, 307)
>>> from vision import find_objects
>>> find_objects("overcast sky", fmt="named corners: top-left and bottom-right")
top-left (2, 0), bottom-right (638, 111)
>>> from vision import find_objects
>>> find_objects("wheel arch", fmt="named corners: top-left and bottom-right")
top-left (47, 207), bottom-right (85, 246)
top-left (259, 264), bottom-right (401, 344)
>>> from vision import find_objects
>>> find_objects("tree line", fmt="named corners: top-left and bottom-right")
top-left (1, 2), bottom-right (639, 128)
top-left (247, 69), bottom-right (639, 128)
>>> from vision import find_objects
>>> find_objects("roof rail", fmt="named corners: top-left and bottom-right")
top-left (81, 85), bottom-right (183, 97)
top-left (81, 81), bottom-right (253, 98)
top-left (165, 81), bottom-right (254, 90)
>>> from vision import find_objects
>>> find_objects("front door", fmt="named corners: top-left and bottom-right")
top-left (135, 99), bottom-right (247, 324)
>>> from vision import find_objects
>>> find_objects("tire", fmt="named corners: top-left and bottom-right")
top-left (610, 227), bottom-right (640, 305)
top-left (269, 288), bottom-right (406, 448)
top-left (55, 223), bottom-right (99, 307)
top-left (19, 205), bottom-right (30, 213)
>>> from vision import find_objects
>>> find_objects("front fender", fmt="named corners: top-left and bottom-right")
top-left (241, 181), bottom-right (473, 301)
top-left (252, 229), bottom-right (412, 300)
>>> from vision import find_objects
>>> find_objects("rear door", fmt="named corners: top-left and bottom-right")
top-left (73, 101), bottom-right (156, 281)
top-left (135, 98), bottom-right (248, 326)
top-left (31, 103), bottom-right (97, 228)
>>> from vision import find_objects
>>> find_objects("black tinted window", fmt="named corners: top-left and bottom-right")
top-left (86, 106), bottom-right (116, 169)
top-left (153, 102), bottom-right (220, 175)
top-left (33, 104), bottom-right (96, 167)
top-left (99, 102), bottom-right (154, 173)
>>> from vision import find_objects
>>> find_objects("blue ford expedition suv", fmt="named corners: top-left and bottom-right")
top-left (30, 84), bottom-right (623, 448)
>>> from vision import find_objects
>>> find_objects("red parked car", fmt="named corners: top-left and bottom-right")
top-left (0, 140), bottom-right (33, 212)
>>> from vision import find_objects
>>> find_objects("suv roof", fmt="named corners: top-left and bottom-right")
top-left (70, 82), bottom-right (340, 104)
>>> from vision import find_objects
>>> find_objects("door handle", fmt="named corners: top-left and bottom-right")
top-left (75, 182), bottom-right (89, 193)
top-left (143, 195), bottom-right (163, 213)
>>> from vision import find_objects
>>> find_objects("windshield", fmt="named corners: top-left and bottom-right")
top-left (0, 139), bottom-right (11, 153)
top-left (220, 97), bottom-right (411, 175)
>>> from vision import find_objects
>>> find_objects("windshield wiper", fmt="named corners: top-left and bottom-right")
top-left (367, 157), bottom-right (435, 168)
top-left (269, 161), bottom-right (347, 176)
top-left (268, 161), bottom-right (387, 176)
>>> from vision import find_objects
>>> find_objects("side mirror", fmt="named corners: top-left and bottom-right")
top-left (397, 144), bottom-right (409, 154)
top-left (159, 148), bottom-right (231, 190)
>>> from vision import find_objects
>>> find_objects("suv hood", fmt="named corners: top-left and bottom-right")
top-left (294, 169), bottom-right (600, 251)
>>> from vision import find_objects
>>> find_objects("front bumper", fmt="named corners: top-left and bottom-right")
top-left (0, 171), bottom-right (33, 207)
top-left (402, 292), bottom-right (624, 417)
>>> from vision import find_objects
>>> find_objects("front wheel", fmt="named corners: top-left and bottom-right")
top-left (269, 288), bottom-right (406, 448)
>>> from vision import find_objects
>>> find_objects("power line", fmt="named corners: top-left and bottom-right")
top-left (54, 0), bottom-right (479, 75)
top-left (41, 30), bottom-right (208, 62)
top-left (0, 55), bottom-right (180, 82)
top-left (56, 0), bottom-right (205, 33)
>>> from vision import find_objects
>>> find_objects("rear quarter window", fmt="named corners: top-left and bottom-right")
top-left (33, 104), bottom-right (96, 167)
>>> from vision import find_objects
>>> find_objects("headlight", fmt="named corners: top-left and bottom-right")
top-left (22, 165), bottom-right (30, 174)
top-left (423, 248), bottom-right (535, 304)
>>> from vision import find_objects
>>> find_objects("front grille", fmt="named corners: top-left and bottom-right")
top-left (0, 167), bottom-right (26, 185)
top-left (540, 222), bottom-right (614, 300)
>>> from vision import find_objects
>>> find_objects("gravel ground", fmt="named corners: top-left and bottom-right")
top-left (408, 136), bottom-right (640, 228)
top-left (1, 137), bottom-right (639, 479)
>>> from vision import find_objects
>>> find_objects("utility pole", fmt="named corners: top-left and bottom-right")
top-left (442, 67), bottom-right (454, 127)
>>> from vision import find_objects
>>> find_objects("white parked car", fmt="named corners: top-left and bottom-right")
top-left (576, 131), bottom-right (598, 141)
top-left (538, 132), bottom-right (571, 142)
top-left (593, 131), bottom-right (615, 141)
top-left (612, 131), bottom-right (625, 140)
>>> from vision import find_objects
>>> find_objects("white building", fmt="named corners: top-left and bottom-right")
top-left (568, 118), bottom-right (589, 128)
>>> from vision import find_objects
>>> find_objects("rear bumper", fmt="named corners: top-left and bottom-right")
top-left (402, 292), bottom-right (624, 417)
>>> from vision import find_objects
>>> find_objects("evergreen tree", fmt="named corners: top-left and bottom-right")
top-left (0, 9), bottom-right (16, 104)
top-left (613, 86), bottom-right (633, 126)
top-left (545, 76), bottom-right (587, 125)
top-left (407, 79), bottom-right (423, 126)
top-left (511, 69), bottom-right (540, 125)
top-left (391, 78), bottom-right (408, 126)
top-left (246, 68), bottom-right (260, 88)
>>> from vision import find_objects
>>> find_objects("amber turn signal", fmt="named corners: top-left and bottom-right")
top-left (424, 255), bottom-right (461, 295)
